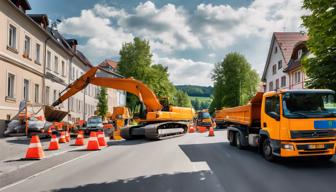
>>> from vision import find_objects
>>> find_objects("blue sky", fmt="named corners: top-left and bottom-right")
top-left (28, 0), bottom-right (305, 86)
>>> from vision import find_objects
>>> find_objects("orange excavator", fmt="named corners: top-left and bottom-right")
top-left (52, 67), bottom-right (195, 140)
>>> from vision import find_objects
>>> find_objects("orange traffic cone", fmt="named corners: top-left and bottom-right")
top-left (59, 131), bottom-right (66, 143)
top-left (74, 130), bottom-right (84, 146)
top-left (189, 125), bottom-right (195, 133)
top-left (48, 134), bottom-right (60, 150)
top-left (97, 130), bottom-right (107, 147)
top-left (65, 131), bottom-right (70, 142)
top-left (87, 131), bottom-right (101, 151)
top-left (208, 126), bottom-right (215, 137)
top-left (25, 135), bottom-right (45, 159)
top-left (47, 127), bottom-right (52, 137)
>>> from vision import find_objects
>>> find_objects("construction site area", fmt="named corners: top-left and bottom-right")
top-left (1, 0), bottom-right (336, 192)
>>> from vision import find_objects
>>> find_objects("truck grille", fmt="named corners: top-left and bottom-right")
top-left (290, 130), bottom-right (336, 139)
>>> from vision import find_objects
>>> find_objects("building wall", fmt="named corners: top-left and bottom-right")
top-left (288, 68), bottom-right (306, 89)
top-left (265, 41), bottom-right (288, 91)
top-left (0, 0), bottom-right (104, 136)
top-left (0, 1), bottom-right (44, 135)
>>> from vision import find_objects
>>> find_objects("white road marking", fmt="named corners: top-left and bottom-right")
top-left (0, 149), bottom-right (101, 192)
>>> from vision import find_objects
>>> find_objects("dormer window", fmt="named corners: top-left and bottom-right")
top-left (297, 49), bottom-right (303, 60)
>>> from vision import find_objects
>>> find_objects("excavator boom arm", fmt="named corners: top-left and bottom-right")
top-left (52, 67), bottom-right (163, 111)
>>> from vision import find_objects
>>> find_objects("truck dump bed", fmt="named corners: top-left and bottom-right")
top-left (220, 92), bottom-right (263, 127)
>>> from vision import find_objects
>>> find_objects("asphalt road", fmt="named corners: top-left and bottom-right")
top-left (1, 130), bottom-right (336, 192)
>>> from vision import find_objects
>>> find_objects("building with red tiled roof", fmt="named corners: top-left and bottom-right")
top-left (262, 32), bottom-right (308, 91)
top-left (99, 59), bottom-right (118, 71)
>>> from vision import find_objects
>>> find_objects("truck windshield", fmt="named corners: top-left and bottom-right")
top-left (282, 92), bottom-right (336, 118)
top-left (198, 112), bottom-right (211, 119)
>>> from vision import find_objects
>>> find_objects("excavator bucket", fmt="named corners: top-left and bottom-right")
top-left (44, 106), bottom-right (68, 122)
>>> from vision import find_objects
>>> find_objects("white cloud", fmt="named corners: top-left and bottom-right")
top-left (118, 1), bottom-right (202, 52)
top-left (153, 54), bottom-right (213, 86)
top-left (58, 9), bottom-right (133, 63)
top-left (57, 0), bottom-right (305, 85)
top-left (193, 0), bottom-right (305, 49)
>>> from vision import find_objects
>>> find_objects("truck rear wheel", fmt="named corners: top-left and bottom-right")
top-left (228, 131), bottom-right (236, 146)
top-left (262, 138), bottom-right (276, 162)
top-left (236, 132), bottom-right (244, 150)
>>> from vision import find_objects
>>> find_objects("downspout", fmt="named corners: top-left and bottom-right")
top-left (42, 37), bottom-right (51, 105)
top-left (68, 54), bottom-right (74, 122)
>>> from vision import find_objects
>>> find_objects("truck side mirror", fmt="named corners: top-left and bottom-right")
top-left (268, 111), bottom-right (280, 121)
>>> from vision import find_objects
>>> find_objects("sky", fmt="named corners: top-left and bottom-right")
top-left (28, 0), bottom-right (306, 86)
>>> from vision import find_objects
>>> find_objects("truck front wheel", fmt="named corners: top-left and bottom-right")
top-left (262, 138), bottom-right (276, 162)
top-left (236, 132), bottom-right (244, 150)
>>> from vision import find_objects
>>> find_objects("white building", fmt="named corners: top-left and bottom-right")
top-left (262, 32), bottom-right (308, 91)
top-left (0, 0), bottom-right (124, 136)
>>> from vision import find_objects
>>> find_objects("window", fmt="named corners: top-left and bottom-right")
top-left (275, 79), bottom-right (279, 89)
top-left (269, 81), bottom-right (273, 91)
top-left (61, 61), bottom-right (66, 76)
top-left (47, 51), bottom-right (51, 69)
top-left (7, 73), bottom-right (15, 98)
top-left (35, 43), bottom-right (41, 64)
top-left (54, 56), bottom-right (59, 73)
top-left (274, 46), bottom-right (278, 54)
top-left (281, 76), bottom-right (286, 87)
top-left (23, 36), bottom-right (31, 58)
top-left (278, 60), bottom-right (282, 69)
top-left (272, 64), bottom-right (276, 75)
top-left (34, 84), bottom-right (39, 103)
top-left (8, 25), bottom-right (17, 49)
top-left (46, 86), bottom-right (50, 105)
top-left (265, 96), bottom-right (280, 117)
top-left (53, 90), bottom-right (57, 102)
top-left (294, 71), bottom-right (301, 84)
top-left (23, 79), bottom-right (29, 101)
top-left (298, 49), bottom-right (302, 60)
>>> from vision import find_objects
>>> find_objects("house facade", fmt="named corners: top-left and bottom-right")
top-left (262, 32), bottom-right (308, 91)
top-left (0, 0), bottom-right (124, 136)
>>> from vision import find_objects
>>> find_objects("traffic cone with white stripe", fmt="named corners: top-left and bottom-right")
top-left (65, 131), bottom-right (70, 142)
top-left (48, 134), bottom-right (60, 150)
top-left (59, 131), bottom-right (66, 143)
top-left (87, 131), bottom-right (100, 151)
top-left (25, 135), bottom-right (45, 159)
top-left (97, 130), bottom-right (107, 147)
top-left (74, 130), bottom-right (84, 146)
top-left (189, 125), bottom-right (195, 133)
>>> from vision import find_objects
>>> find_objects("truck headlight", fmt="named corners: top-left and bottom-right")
top-left (281, 144), bottom-right (294, 150)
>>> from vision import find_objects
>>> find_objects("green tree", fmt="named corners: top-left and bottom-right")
top-left (211, 52), bottom-right (259, 112)
top-left (302, 0), bottom-right (336, 89)
top-left (96, 87), bottom-right (108, 119)
top-left (118, 37), bottom-right (182, 111)
top-left (174, 90), bottom-right (192, 107)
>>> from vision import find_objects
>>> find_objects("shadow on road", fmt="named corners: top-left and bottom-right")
top-left (50, 171), bottom-right (220, 192)
top-left (179, 142), bottom-right (336, 192)
top-left (107, 139), bottom-right (151, 146)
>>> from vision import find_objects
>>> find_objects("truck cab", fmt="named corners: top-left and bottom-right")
top-left (196, 110), bottom-right (215, 128)
top-left (226, 89), bottom-right (336, 161)
top-left (260, 89), bottom-right (336, 160)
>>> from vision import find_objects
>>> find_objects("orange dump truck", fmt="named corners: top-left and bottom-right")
top-left (223, 89), bottom-right (336, 161)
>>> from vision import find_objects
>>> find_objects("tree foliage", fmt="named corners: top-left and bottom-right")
top-left (175, 85), bottom-right (213, 97)
top-left (210, 52), bottom-right (260, 113)
top-left (302, 0), bottom-right (336, 89)
top-left (118, 37), bottom-right (192, 111)
top-left (174, 90), bottom-right (192, 107)
top-left (96, 87), bottom-right (108, 119)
